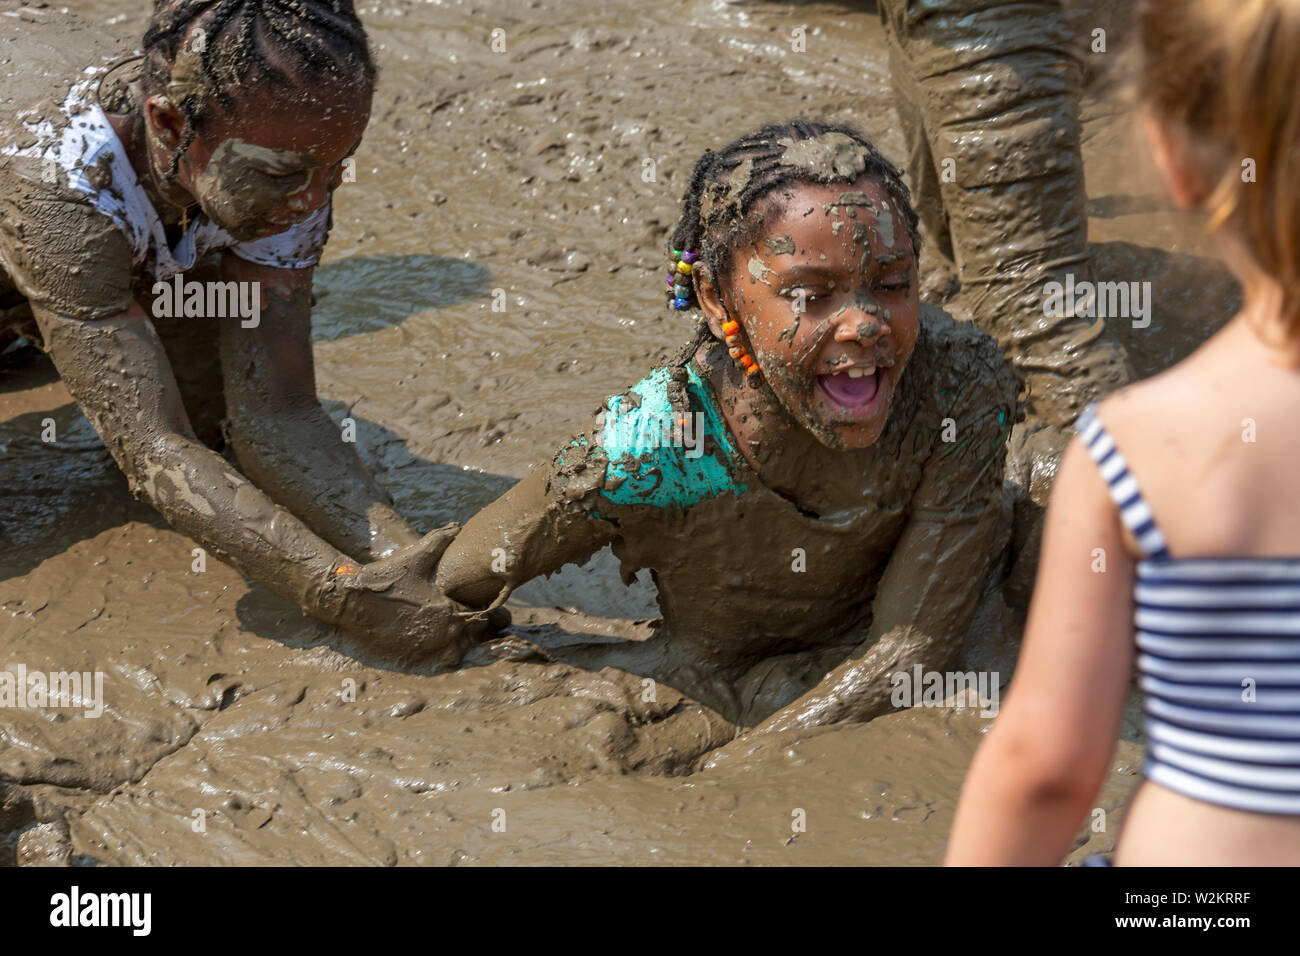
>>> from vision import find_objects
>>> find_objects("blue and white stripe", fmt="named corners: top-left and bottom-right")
top-left (1077, 402), bottom-right (1300, 815)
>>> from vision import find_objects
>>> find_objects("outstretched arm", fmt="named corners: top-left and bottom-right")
top-left (436, 463), bottom-right (618, 610)
top-left (34, 299), bottom-right (484, 668)
top-left (751, 449), bottom-right (1007, 735)
top-left (218, 253), bottom-right (418, 561)
top-left (945, 435), bottom-right (1134, 865)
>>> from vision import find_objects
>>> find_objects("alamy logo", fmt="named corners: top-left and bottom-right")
top-left (152, 272), bottom-right (261, 328)
top-left (49, 886), bottom-right (151, 936)
top-left (0, 664), bottom-right (104, 718)
top-left (1042, 273), bottom-right (1152, 329)
top-left (602, 411), bottom-right (706, 459)
top-left (890, 665), bottom-right (1000, 717)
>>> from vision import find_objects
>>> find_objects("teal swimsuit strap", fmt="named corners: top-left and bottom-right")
top-left (574, 361), bottom-right (747, 515)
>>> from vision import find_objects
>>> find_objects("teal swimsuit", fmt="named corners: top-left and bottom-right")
top-left (565, 363), bottom-right (748, 516)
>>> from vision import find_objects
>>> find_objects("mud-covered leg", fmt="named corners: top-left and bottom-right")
top-left (884, 25), bottom-right (953, 267)
top-left (881, 0), bottom-right (1133, 427)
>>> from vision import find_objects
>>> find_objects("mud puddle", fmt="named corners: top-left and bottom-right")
top-left (1, 0), bottom-right (1237, 864)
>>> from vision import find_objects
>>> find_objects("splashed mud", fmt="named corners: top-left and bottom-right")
top-left (0, 0), bottom-right (1233, 865)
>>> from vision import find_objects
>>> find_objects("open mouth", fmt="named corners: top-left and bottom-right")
top-left (817, 365), bottom-right (884, 414)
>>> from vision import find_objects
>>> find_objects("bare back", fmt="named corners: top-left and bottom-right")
top-left (1100, 311), bottom-right (1300, 865)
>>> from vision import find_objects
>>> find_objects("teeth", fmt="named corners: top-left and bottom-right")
top-left (846, 365), bottom-right (876, 378)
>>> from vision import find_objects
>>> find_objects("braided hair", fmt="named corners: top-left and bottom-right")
top-left (666, 120), bottom-right (920, 366)
top-left (141, 0), bottom-right (376, 183)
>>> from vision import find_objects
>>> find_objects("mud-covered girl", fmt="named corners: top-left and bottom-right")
top-left (0, 1), bottom-right (492, 663)
top-left (437, 121), bottom-right (1023, 732)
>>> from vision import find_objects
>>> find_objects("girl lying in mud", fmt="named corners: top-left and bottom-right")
top-left (438, 120), bottom-right (1023, 738)
top-left (0, 0), bottom-right (492, 663)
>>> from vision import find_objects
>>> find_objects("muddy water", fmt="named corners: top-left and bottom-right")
top-left (0, 0), bottom-right (1237, 865)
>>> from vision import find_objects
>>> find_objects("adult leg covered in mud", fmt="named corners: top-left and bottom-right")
top-left (879, 0), bottom-right (1133, 429)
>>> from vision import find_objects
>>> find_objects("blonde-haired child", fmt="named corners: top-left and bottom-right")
top-left (948, 0), bottom-right (1300, 865)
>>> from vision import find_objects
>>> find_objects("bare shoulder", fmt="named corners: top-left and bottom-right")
top-left (1086, 330), bottom-right (1299, 555)
top-left (1090, 357), bottom-right (1211, 467)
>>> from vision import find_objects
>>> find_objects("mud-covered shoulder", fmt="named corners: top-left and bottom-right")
top-left (908, 303), bottom-right (1023, 489)
top-left (0, 5), bottom-right (131, 148)
top-left (0, 160), bottom-right (135, 321)
top-left (0, 7), bottom-right (137, 320)
top-left (549, 364), bottom-right (746, 518)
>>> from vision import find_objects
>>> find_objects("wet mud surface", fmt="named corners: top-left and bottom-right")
top-left (1, 0), bottom-right (1237, 864)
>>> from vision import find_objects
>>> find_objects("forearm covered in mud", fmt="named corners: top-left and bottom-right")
top-left (34, 302), bottom-right (347, 618)
top-left (755, 484), bottom-right (1004, 734)
top-left (218, 256), bottom-right (418, 561)
top-left (436, 466), bottom-right (616, 609)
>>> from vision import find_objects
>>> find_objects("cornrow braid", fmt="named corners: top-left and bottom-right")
top-left (140, 0), bottom-right (376, 183)
top-left (665, 119), bottom-right (921, 366)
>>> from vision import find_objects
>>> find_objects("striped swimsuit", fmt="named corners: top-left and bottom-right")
top-left (1078, 403), bottom-right (1300, 816)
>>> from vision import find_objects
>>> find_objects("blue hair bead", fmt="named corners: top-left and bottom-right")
top-left (673, 297), bottom-right (690, 310)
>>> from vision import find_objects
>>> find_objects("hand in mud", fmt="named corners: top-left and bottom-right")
top-left (317, 524), bottom-right (510, 669)
top-left (693, 706), bottom-right (828, 772)
top-left (694, 729), bottom-right (762, 773)
top-left (695, 647), bottom-right (903, 772)
top-left (628, 704), bottom-right (739, 775)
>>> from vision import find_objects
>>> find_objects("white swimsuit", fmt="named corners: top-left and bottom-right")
top-left (1, 67), bottom-right (329, 285)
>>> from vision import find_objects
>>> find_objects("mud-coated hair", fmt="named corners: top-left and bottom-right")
top-left (666, 120), bottom-right (920, 364)
top-left (141, 0), bottom-right (376, 183)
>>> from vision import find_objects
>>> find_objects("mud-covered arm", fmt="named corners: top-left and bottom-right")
top-left (6, 173), bottom-right (349, 604)
top-left (218, 253), bottom-right (418, 561)
top-left (34, 297), bottom-right (352, 611)
top-left (752, 367), bottom-right (1018, 734)
top-left (437, 442), bottom-right (619, 610)
top-left (36, 296), bottom-right (487, 665)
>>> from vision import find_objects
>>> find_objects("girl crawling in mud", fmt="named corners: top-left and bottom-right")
top-left (438, 121), bottom-right (1023, 737)
top-left (0, 0), bottom-right (490, 663)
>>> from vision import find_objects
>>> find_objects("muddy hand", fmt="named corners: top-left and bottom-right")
top-left (697, 643), bottom-right (914, 771)
top-left (317, 524), bottom-right (506, 668)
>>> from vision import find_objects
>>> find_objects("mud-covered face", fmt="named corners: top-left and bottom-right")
top-left (151, 79), bottom-right (370, 241)
top-left (719, 178), bottom-right (920, 449)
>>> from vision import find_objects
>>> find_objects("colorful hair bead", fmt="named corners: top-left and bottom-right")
top-left (666, 248), bottom-right (702, 311)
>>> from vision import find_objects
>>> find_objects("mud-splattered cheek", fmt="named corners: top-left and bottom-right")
top-left (874, 336), bottom-right (899, 366)
top-left (768, 360), bottom-right (811, 407)
top-left (192, 141), bottom-right (315, 237)
top-left (195, 167), bottom-right (307, 236)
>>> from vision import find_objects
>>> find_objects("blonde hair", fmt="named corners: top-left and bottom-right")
top-left (1140, 0), bottom-right (1300, 337)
